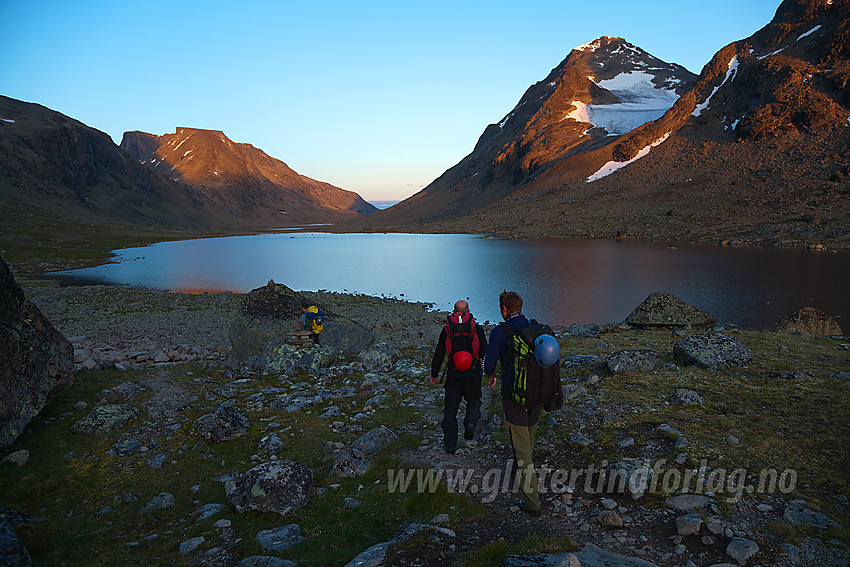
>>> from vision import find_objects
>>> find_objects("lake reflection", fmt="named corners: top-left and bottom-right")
top-left (48, 233), bottom-right (850, 329)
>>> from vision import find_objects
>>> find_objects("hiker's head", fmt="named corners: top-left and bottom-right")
top-left (453, 300), bottom-right (469, 314)
top-left (301, 302), bottom-right (311, 312)
top-left (499, 290), bottom-right (523, 319)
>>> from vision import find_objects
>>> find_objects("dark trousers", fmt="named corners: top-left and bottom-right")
top-left (442, 374), bottom-right (482, 450)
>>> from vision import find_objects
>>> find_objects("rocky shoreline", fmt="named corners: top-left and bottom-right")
top-left (1, 276), bottom-right (849, 567)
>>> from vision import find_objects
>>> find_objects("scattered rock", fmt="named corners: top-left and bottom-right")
top-left (726, 537), bottom-right (759, 565)
top-left (145, 454), bottom-right (166, 469)
top-left (194, 405), bottom-right (250, 442)
top-left (671, 388), bottom-right (704, 406)
top-left (617, 437), bottom-right (635, 448)
top-left (504, 543), bottom-right (659, 567)
top-left (330, 447), bottom-right (371, 478)
top-left (140, 492), bottom-right (176, 514)
top-left (256, 524), bottom-right (303, 552)
top-left (259, 433), bottom-right (284, 454)
top-left (350, 426), bottom-right (398, 455)
top-left (237, 557), bottom-right (296, 567)
top-left (605, 350), bottom-right (658, 374)
top-left (776, 306), bottom-right (843, 337)
top-left (0, 508), bottom-right (32, 567)
top-left (665, 494), bottom-right (714, 512)
top-left (357, 341), bottom-right (402, 373)
top-left (71, 404), bottom-right (141, 435)
top-left (432, 513), bottom-right (450, 524)
top-left (108, 439), bottom-right (142, 456)
top-left (2, 450), bottom-right (29, 467)
top-left (193, 503), bottom-right (225, 521)
top-left (225, 460), bottom-right (312, 516)
top-left (598, 510), bottom-right (623, 527)
top-left (782, 500), bottom-right (838, 529)
top-left (179, 536), bottom-right (205, 555)
top-left (566, 323), bottom-right (600, 338)
top-left (625, 292), bottom-right (716, 329)
top-left (562, 383), bottom-right (587, 402)
top-left (673, 333), bottom-right (752, 368)
top-left (570, 434), bottom-right (594, 447)
top-left (676, 513), bottom-right (703, 536)
top-left (606, 459), bottom-right (653, 500)
top-left (600, 498), bottom-right (617, 510)
top-left (99, 381), bottom-right (147, 403)
top-left (0, 256), bottom-right (75, 450)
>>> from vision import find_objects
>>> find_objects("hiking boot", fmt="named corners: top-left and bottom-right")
top-left (464, 423), bottom-right (475, 440)
top-left (445, 445), bottom-right (457, 455)
top-left (518, 500), bottom-right (542, 517)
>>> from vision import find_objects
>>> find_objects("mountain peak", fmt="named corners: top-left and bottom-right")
top-left (573, 36), bottom-right (626, 53)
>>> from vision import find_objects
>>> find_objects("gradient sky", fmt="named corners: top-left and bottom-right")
top-left (1, 0), bottom-right (781, 201)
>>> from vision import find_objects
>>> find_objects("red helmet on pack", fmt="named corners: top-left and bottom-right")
top-left (452, 351), bottom-right (473, 372)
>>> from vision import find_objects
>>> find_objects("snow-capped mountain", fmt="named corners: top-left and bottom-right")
top-left (362, 0), bottom-right (849, 248)
top-left (369, 37), bottom-right (697, 224)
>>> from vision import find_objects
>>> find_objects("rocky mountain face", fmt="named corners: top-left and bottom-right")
top-left (0, 96), bottom-right (374, 230)
top-left (366, 0), bottom-right (850, 248)
top-left (0, 96), bottom-right (210, 228)
top-left (369, 37), bottom-right (697, 224)
top-left (121, 128), bottom-right (376, 222)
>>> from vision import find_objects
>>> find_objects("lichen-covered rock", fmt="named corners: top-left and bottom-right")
top-left (98, 381), bottom-right (147, 403)
top-left (243, 280), bottom-right (314, 320)
top-left (1, 256), bottom-right (74, 449)
top-left (357, 341), bottom-right (402, 373)
top-left (330, 447), bottom-right (371, 478)
top-left (776, 306), bottom-right (843, 337)
top-left (605, 459), bottom-right (654, 500)
top-left (625, 292), bottom-right (716, 329)
top-left (726, 537), bottom-right (759, 565)
top-left (673, 333), bottom-right (752, 368)
top-left (70, 404), bottom-right (140, 435)
top-left (351, 426), bottom-right (398, 455)
top-left (605, 350), bottom-right (658, 374)
top-left (256, 524), bottom-right (303, 552)
top-left (140, 492), bottom-right (176, 514)
top-left (194, 405), bottom-right (250, 442)
top-left (225, 460), bottom-right (312, 516)
top-left (254, 342), bottom-right (336, 375)
top-left (671, 388), bottom-right (704, 406)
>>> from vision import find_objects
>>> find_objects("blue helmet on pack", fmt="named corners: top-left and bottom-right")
top-left (533, 334), bottom-right (560, 368)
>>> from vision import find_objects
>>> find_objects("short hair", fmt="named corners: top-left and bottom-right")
top-left (301, 302), bottom-right (311, 310)
top-left (499, 290), bottom-right (523, 313)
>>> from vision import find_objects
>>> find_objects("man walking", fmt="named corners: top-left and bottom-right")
top-left (430, 300), bottom-right (487, 454)
top-left (485, 290), bottom-right (542, 516)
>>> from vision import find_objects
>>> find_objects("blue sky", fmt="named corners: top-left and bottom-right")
top-left (1, 0), bottom-right (780, 201)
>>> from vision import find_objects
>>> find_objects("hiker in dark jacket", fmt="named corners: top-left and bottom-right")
top-left (485, 290), bottom-right (542, 516)
top-left (430, 300), bottom-right (488, 454)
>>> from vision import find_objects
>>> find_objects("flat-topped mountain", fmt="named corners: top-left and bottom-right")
top-left (121, 128), bottom-right (376, 222)
top-left (0, 96), bottom-right (374, 231)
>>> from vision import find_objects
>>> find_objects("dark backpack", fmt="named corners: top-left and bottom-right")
top-left (500, 320), bottom-right (563, 411)
top-left (444, 312), bottom-right (481, 373)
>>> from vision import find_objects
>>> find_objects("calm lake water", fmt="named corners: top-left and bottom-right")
top-left (48, 233), bottom-right (850, 329)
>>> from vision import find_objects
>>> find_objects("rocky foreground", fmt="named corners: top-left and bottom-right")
top-left (1, 277), bottom-right (849, 566)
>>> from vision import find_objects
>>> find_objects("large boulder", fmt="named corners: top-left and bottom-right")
top-left (225, 460), bottom-right (313, 516)
top-left (229, 281), bottom-right (375, 362)
top-left (1, 256), bottom-right (74, 449)
top-left (243, 280), bottom-right (313, 320)
top-left (625, 292), bottom-right (716, 329)
top-left (351, 426), bottom-right (398, 455)
top-left (673, 333), bottom-right (752, 368)
top-left (252, 342), bottom-right (336, 375)
top-left (776, 306), bottom-right (843, 337)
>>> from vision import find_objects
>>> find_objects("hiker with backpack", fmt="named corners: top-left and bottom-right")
top-left (430, 300), bottom-right (488, 454)
top-left (297, 303), bottom-right (324, 345)
top-left (485, 290), bottom-right (562, 516)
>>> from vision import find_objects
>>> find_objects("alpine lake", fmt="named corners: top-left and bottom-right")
top-left (45, 232), bottom-right (850, 330)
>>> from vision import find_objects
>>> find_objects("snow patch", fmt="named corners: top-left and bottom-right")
top-left (0, 118), bottom-right (15, 123)
top-left (587, 133), bottom-right (671, 182)
top-left (183, 149), bottom-right (193, 157)
top-left (173, 138), bottom-right (188, 152)
top-left (561, 71), bottom-right (681, 136)
top-left (499, 113), bottom-right (513, 129)
top-left (757, 47), bottom-right (786, 60)
top-left (548, 81), bottom-right (557, 87)
top-left (692, 55), bottom-right (738, 117)
top-left (798, 25), bottom-right (821, 41)
top-left (575, 38), bottom-right (606, 52)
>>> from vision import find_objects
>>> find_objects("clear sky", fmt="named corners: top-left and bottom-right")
top-left (1, 0), bottom-right (781, 201)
